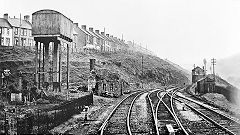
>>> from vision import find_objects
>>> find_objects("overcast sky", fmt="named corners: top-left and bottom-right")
top-left (1, 0), bottom-right (240, 71)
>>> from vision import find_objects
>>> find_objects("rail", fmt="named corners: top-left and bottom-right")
top-left (173, 93), bottom-right (239, 135)
top-left (170, 89), bottom-right (189, 135)
top-left (98, 91), bottom-right (140, 135)
top-left (147, 90), bottom-right (160, 135)
top-left (127, 92), bottom-right (144, 135)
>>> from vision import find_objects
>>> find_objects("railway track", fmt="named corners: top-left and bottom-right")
top-left (154, 87), bottom-right (188, 135)
top-left (99, 91), bottom-right (142, 135)
top-left (128, 91), bottom-right (158, 135)
top-left (172, 91), bottom-right (240, 135)
top-left (183, 88), bottom-right (240, 122)
top-left (99, 89), bottom-right (160, 135)
top-left (148, 89), bottom-right (162, 113)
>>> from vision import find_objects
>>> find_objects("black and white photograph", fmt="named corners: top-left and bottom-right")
top-left (1, 0), bottom-right (240, 134)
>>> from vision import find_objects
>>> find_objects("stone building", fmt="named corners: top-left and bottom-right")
top-left (72, 23), bottom-right (87, 52)
top-left (195, 75), bottom-right (215, 94)
top-left (192, 66), bottom-right (205, 83)
top-left (2, 14), bottom-right (34, 47)
top-left (94, 30), bottom-right (104, 52)
top-left (0, 18), bottom-right (12, 46)
top-left (100, 32), bottom-right (111, 52)
top-left (87, 27), bottom-right (100, 51)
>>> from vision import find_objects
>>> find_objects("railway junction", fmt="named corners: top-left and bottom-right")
top-left (0, 9), bottom-right (240, 135)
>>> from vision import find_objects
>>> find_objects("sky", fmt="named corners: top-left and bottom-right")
top-left (1, 0), bottom-right (240, 71)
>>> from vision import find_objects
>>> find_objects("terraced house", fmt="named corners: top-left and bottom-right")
top-left (1, 12), bottom-right (147, 54)
top-left (72, 23), bottom-right (86, 53)
top-left (0, 17), bottom-right (12, 46)
top-left (100, 32), bottom-right (111, 52)
top-left (0, 14), bottom-right (34, 47)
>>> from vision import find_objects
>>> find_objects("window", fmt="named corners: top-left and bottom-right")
top-left (86, 35), bottom-right (90, 44)
top-left (23, 38), bottom-right (25, 46)
top-left (28, 39), bottom-right (31, 46)
top-left (29, 30), bottom-right (31, 36)
top-left (14, 38), bottom-right (19, 46)
top-left (2, 28), bottom-right (4, 35)
top-left (15, 28), bottom-right (18, 35)
top-left (6, 28), bottom-right (9, 36)
top-left (6, 38), bottom-right (10, 46)
top-left (1, 37), bottom-right (4, 45)
top-left (93, 38), bottom-right (97, 45)
top-left (21, 38), bottom-right (25, 46)
top-left (24, 29), bottom-right (27, 36)
top-left (89, 36), bottom-right (93, 44)
top-left (21, 29), bottom-right (24, 36)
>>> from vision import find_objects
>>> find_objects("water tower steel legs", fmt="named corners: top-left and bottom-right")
top-left (44, 42), bottom-right (50, 83)
top-left (67, 43), bottom-right (69, 91)
top-left (38, 42), bottom-right (41, 89)
top-left (35, 41), bottom-right (38, 87)
top-left (53, 40), bottom-right (62, 92)
top-left (59, 41), bottom-right (62, 92)
top-left (42, 43), bottom-right (45, 84)
top-left (34, 37), bottom-right (63, 93)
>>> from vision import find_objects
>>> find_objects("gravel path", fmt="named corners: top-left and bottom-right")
top-left (175, 101), bottom-right (202, 121)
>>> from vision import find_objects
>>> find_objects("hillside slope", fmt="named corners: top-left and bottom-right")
top-left (217, 53), bottom-right (240, 89)
top-left (0, 47), bottom-right (190, 89)
top-left (164, 59), bottom-right (191, 81)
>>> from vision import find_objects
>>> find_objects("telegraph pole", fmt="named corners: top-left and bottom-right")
top-left (0, 27), bottom-right (2, 45)
top-left (211, 58), bottom-right (216, 81)
top-left (141, 55), bottom-right (143, 88)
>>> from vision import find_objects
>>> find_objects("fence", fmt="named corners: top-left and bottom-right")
top-left (1, 93), bottom-right (93, 134)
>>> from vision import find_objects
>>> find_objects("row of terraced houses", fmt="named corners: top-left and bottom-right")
top-left (0, 13), bottom-right (154, 55)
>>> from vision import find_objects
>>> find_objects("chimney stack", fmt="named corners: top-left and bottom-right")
top-left (106, 34), bottom-right (109, 37)
top-left (24, 15), bottom-right (30, 22)
top-left (101, 32), bottom-right (105, 35)
top-left (89, 27), bottom-right (93, 32)
top-left (95, 30), bottom-right (99, 34)
top-left (74, 23), bottom-right (78, 27)
top-left (3, 13), bottom-right (8, 20)
top-left (81, 25), bottom-right (86, 30)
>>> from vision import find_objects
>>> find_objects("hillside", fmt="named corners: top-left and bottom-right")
top-left (0, 47), bottom-right (190, 90)
top-left (214, 75), bottom-right (240, 103)
top-left (217, 53), bottom-right (240, 89)
top-left (164, 59), bottom-right (191, 81)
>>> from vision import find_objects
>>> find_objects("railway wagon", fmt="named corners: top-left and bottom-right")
top-left (32, 9), bottom-right (73, 40)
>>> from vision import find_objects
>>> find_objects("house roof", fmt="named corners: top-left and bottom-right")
top-left (0, 18), bottom-right (12, 28)
top-left (78, 27), bottom-right (91, 36)
top-left (100, 34), bottom-right (112, 42)
top-left (94, 32), bottom-right (105, 40)
top-left (7, 18), bottom-right (32, 29)
top-left (192, 66), bottom-right (204, 71)
top-left (88, 30), bottom-right (99, 38)
top-left (197, 74), bottom-right (215, 83)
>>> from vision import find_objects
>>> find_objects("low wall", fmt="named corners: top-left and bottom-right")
top-left (1, 93), bottom-right (93, 134)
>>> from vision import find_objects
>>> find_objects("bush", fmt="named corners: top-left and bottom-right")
top-left (0, 102), bottom-right (4, 110)
top-left (36, 98), bottom-right (50, 104)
